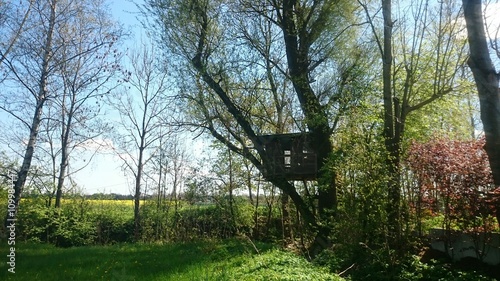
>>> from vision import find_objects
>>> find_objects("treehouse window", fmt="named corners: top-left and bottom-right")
top-left (284, 150), bottom-right (291, 168)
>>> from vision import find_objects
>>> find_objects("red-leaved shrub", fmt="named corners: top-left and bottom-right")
top-left (407, 138), bottom-right (499, 231)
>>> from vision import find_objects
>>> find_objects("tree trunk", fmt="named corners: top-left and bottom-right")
top-left (55, 102), bottom-right (74, 208)
top-left (54, 154), bottom-right (67, 208)
top-left (462, 0), bottom-right (500, 187)
top-left (254, 179), bottom-right (260, 237)
top-left (281, 192), bottom-right (292, 241)
top-left (228, 147), bottom-right (236, 230)
top-left (280, 1), bottom-right (337, 218)
top-left (462, 0), bottom-right (500, 226)
top-left (381, 0), bottom-right (402, 248)
top-left (245, 161), bottom-right (254, 206)
top-left (134, 146), bottom-right (145, 241)
top-left (6, 101), bottom-right (44, 227)
top-left (279, 4), bottom-right (337, 257)
top-left (4, 0), bottom-right (57, 227)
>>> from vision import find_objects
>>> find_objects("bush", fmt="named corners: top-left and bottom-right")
top-left (314, 247), bottom-right (496, 281)
top-left (396, 255), bottom-right (494, 281)
top-left (16, 201), bottom-right (96, 247)
top-left (15, 198), bottom-right (134, 247)
top-left (313, 244), bottom-right (365, 274)
top-left (94, 212), bottom-right (134, 244)
top-left (174, 205), bottom-right (238, 240)
top-left (16, 202), bottom-right (53, 242)
top-left (51, 212), bottom-right (96, 247)
top-left (13, 196), bottom-right (257, 246)
top-left (157, 198), bottom-right (256, 241)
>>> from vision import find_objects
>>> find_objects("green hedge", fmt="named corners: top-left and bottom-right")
top-left (15, 200), bottom-right (134, 247)
top-left (11, 197), bottom-right (260, 247)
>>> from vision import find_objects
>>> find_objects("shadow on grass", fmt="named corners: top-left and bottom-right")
top-left (0, 238), bottom-right (267, 281)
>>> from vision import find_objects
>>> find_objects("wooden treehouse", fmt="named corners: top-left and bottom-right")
top-left (258, 133), bottom-right (317, 181)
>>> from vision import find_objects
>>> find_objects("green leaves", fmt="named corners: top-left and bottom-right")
top-left (228, 249), bottom-right (342, 281)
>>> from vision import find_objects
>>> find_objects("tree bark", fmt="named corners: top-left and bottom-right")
top-left (280, 0), bottom-right (337, 220)
top-left (381, 0), bottom-right (403, 247)
top-left (281, 192), bottom-right (292, 241)
top-left (462, 0), bottom-right (500, 226)
top-left (55, 94), bottom-right (75, 208)
top-left (462, 0), bottom-right (500, 187)
top-left (134, 145), bottom-right (145, 241)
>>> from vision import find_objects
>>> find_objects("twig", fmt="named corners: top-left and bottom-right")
top-left (338, 263), bottom-right (356, 276)
top-left (243, 234), bottom-right (260, 254)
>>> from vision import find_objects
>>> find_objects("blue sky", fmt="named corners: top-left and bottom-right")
top-left (111, 0), bottom-right (144, 37)
top-left (72, 0), bottom-right (146, 195)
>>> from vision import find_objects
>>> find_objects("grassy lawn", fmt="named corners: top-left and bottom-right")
top-left (0, 239), bottom-right (342, 281)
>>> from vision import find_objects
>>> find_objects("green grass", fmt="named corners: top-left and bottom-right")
top-left (0, 239), bottom-right (342, 281)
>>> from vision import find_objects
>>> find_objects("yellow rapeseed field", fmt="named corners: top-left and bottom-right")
top-left (85, 199), bottom-right (135, 207)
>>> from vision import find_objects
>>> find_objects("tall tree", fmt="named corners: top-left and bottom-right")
top-left (144, 0), bottom-right (360, 253)
top-left (109, 42), bottom-right (171, 241)
top-left (462, 0), bottom-right (500, 187)
top-left (50, 0), bottom-right (122, 207)
top-left (360, 0), bottom-right (468, 246)
top-left (1, 0), bottom-right (59, 226)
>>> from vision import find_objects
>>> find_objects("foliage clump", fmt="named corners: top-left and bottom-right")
top-left (407, 138), bottom-right (499, 232)
top-left (227, 249), bottom-right (342, 281)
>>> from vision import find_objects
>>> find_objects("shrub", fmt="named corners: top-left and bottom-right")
top-left (315, 248), bottom-right (495, 281)
top-left (15, 198), bottom-right (134, 247)
top-left (16, 202), bottom-right (53, 242)
top-left (174, 205), bottom-right (237, 240)
top-left (51, 212), bottom-right (96, 247)
top-left (15, 201), bottom-right (96, 247)
top-left (407, 138), bottom-right (497, 234)
top-left (94, 212), bottom-right (134, 244)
